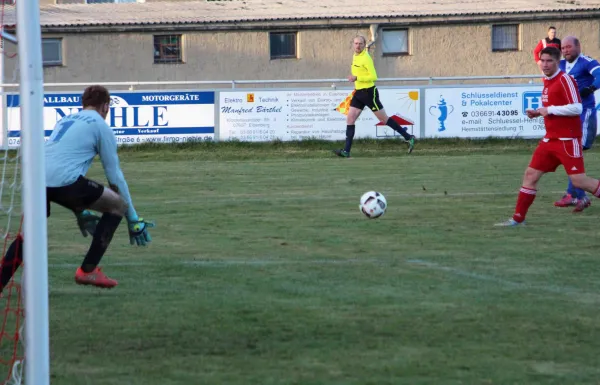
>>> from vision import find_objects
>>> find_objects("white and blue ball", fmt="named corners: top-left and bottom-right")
top-left (359, 191), bottom-right (387, 219)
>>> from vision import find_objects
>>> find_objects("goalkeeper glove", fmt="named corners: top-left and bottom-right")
top-left (580, 85), bottom-right (597, 98)
top-left (127, 218), bottom-right (155, 246)
top-left (75, 210), bottom-right (101, 237)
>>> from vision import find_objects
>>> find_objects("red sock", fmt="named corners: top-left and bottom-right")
top-left (593, 181), bottom-right (600, 198)
top-left (513, 186), bottom-right (537, 223)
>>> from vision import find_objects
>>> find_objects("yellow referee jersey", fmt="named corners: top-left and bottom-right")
top-left (351, 49), bottom-right (378, 90)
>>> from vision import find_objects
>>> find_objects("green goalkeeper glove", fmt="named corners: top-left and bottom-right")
top-left (127, 218), bottom-right (155, 246)
top-left (75, 210), bottom-right (101, 237)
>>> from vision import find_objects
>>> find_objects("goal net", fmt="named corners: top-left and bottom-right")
top-left (0, 1), bottom-right (38, 383)
top-left (0, 82), bottom-right (25, 385)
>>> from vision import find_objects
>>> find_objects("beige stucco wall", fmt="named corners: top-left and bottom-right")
top-left (371, 20), bottom-right (600, 80)
top-left (3, 19), bottom-right (599, 91)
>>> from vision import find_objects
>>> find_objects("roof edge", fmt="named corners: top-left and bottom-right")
top-left (35, 9), bottom-right (600, 33)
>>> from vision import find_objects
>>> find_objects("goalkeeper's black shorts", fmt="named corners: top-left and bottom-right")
top-left (46, 175), bottom-right (105, 217)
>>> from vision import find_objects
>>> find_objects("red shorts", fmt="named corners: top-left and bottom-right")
top-left (529, 138), bottom-right (585, 175)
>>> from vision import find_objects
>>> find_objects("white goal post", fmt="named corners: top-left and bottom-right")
top-left (12, 0), bottom-right (50, 383)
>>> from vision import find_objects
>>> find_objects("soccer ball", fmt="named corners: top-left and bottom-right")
top-left (359, 191), bottom-right (387, 219)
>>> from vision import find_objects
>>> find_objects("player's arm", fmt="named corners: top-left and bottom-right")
top-left (359, 55), bottom-right (378, 83)
top-left (97, 123), bottom-right (154, 246)
top-left (546, 103), bottom-right (583, 116)
top-left (580, 59), bottom-right (600, 97)
top-left (97, 124), bottom-right (138, 221)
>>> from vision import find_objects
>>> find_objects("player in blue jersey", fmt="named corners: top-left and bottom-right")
top-left (553, 36), bottom-right (600, 212)
top-left (0, 85), bottom-right (154, 292)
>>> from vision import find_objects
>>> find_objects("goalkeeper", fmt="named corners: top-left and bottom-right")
top-left (0, 85), bottom-right (154, 291)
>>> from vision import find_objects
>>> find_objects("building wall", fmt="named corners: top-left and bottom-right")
top-left (371, 20), bottom-right (600, 79)
top-left (3, 19), bottom-right (599, 90)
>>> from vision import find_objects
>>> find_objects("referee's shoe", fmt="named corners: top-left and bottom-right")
top-left (333, 149), bottom-right (350, 158)
top-left (407, 136), bottom-right (415, 154)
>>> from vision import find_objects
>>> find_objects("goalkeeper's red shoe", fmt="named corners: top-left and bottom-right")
top-left (75, 267), bottom-right (118, 288)
top-left (554, 194), bottom-right (576, 207)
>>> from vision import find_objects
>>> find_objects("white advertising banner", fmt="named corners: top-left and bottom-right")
top-left (424, 86), bottom-right (547, 139)
top-left (5, 91), bottom-right (215, 148)
top-left (219, 89), bottom-right (421, 142)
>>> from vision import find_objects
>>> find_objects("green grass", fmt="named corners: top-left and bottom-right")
top-left (8, 139), bottom-right (600, 384)
top-left (116, 137), bottom-right (542, 160)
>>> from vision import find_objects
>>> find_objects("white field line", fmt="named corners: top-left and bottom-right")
top-left (47, 259), bottom-right (378, 269)
top-left (406, 259), bottom-right (598, 300)
top-left (45, 257), bottom-right (600, 302)
top-left (160, 190), bottom-right (568, 204)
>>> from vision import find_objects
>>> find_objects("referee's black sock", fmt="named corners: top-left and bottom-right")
top-left (0, 236), bottom-right (23, 291)
top-left (386, 117), bottom-right (412, 140)
top-left (81, 213), bottom-right (122, 273)
top-left (344, 124), bottom-right (355, 153)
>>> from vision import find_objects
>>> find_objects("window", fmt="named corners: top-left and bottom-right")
top-left (42, 38), bottom-right (62, 66)
top-left (85, 0), bottom-right (139, 3)
top-left (492, 24), bottom-right (519, 52)
top-left (153, 35), bottom-right (183, 64)
top-left (269, 32), bottom-right (297, 59)
top-left (382, 29), bottom-right (409, 55)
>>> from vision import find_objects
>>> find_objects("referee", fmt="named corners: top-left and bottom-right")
top-left (334, 35), bottom-right (415, 158)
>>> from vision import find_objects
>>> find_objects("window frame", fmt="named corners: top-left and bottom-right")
top-left (381, 28), bottom-right (410, 56)
top-left (42, 37), bottom-right (63, 67)
top-left (85, 0), bottom-right (140, 3)
top-left (153, 34), bottom-right (184, 64)
top-left (269, 31), bottom-right (298, 60)
top-left (491, 24), bottom-right (520, 52)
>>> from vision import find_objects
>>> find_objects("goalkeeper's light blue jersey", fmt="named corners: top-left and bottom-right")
top-left (45, 109), bottom-right (137, 221)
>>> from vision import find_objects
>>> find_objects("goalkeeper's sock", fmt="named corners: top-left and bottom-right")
top-left (0, 236), bottom-right (23, 291)
top-left (573, 188), bottom-right (587, 200)
top-left (81, 213), bottom-right (122, 273)
top-left (385, 117), bottom-right (412, 140)
top-left (512, 186), bottom-right (537, 223)
top-left (344, 125), bottom-right (355, 153)
top-left (567, 178), bottom-right (575, 196)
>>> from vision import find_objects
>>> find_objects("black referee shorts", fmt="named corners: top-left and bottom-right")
top-left (350, 86), bottom-right (384, 112)
top-left (46, 175), bottom-right (105, 217)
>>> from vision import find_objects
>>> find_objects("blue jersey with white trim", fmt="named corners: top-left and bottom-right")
top-left (560, 54), bottom-right (600, 109)
top-left (45, 109), bottom-right (138, 221)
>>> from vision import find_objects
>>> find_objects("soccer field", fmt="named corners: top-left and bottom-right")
top-left (34, 140), bottom-right (600, 384)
